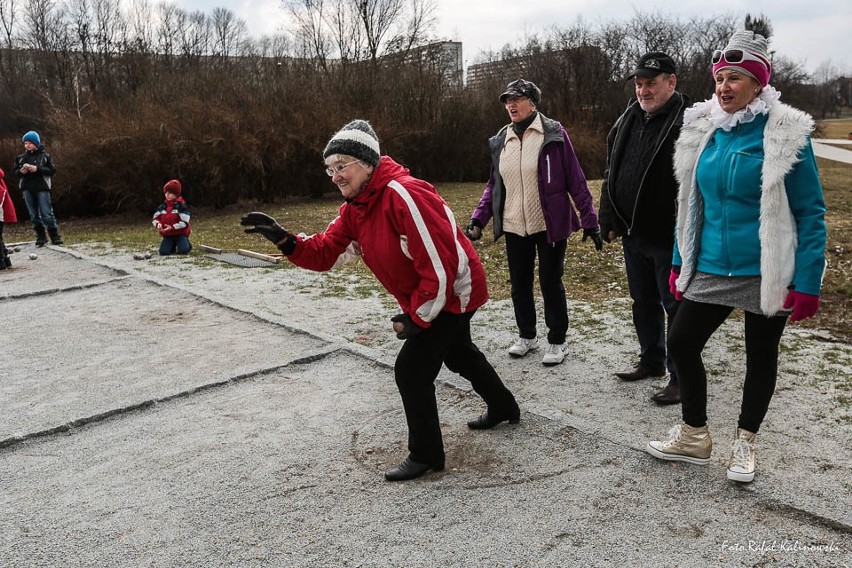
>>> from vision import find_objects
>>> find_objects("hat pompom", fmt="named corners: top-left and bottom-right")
top-left (163, 179), bottom-right (182, 196)
top-left (744, 14), bottom-right (773, 40)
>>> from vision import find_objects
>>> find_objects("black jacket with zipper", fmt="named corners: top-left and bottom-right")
top-left (13, 145), bottom-right (56, 193)
top-left (599, 91), bottom-right (688, 243)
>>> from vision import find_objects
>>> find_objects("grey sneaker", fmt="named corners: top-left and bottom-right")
top-left (727, 428), bottom-right (757, 483)
top-left (507, 337), bottom-right (538, 358)
top-left (647, 423), bottom-right (712, 465)
top-left (541, 343), bottom-right (567, 366)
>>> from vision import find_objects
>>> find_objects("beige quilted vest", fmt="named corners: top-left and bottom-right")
top-left (499, 115), bottom-right (546, 236)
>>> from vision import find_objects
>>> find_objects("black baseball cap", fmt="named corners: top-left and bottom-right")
top-left (627, 52), bottom-right (677, 79)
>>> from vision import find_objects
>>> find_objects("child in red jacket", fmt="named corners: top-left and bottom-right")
top-left (152, 179), bottom-right (191, 255)
top-left (0, 167), bottom-right (18, 269)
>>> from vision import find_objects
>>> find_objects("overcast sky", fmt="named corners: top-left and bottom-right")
top-left (173, 0), bottom-right (850, 75)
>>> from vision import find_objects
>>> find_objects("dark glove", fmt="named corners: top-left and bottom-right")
top-left (240, 211), bottom-right (295, 253)
top-left (391, 313), bottom-right (423, 340)
top-left (464, 220), bottom-right (483, 241)
top-left (783, 290), bottom-right (820, 322)
top-left (582, 227), bottom-right (603, 251)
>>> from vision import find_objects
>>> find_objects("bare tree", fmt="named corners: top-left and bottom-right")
top-left (354, 0), bottom-right (405, 61)
top-left (211, 7), bottom-right (248, 58)
top-left (156, 3), bottom-right (180, 59)
top-left (0, 0), bottom-right (16, 47)
top-left (127, 0), bottom-right (155, 53)
top-left (285, 0), bottom-right (333, 68)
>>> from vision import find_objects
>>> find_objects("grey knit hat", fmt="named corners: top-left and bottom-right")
top-left (713, 15), bottom-right (773, 87)
top-left (323, 120), bottom-right (381, 167)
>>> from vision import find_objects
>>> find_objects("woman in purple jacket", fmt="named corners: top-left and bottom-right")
top-left (466, 79), bottom-right (602, 366)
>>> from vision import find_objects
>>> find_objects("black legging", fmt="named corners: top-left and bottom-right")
top-left (668, 299), bottom-right (788, 433)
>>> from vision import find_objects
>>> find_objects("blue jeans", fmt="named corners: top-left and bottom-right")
top-left (159, 235), bottom-right (191, 255)
top-left (622, 235), bottom-right (679, 375)
top-left (22, 190), bottom-right (59, 230)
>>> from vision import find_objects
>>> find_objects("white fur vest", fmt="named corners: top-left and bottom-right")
top-left (673, 101), bottom-right (814, 316)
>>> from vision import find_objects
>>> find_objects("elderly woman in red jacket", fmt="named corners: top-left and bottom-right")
top-left (241, 120), bottom-right (520, 482)
top-left (466, 79), bottom-right (602, 367)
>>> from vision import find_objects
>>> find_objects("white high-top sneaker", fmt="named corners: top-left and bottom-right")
top-left (727, 428), bottom-right (757, 483)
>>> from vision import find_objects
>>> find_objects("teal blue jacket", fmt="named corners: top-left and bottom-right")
top-left (673, 101), bottom-right (827, 313)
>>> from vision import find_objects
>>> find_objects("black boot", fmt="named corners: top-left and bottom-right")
top-left (48, 227), bottom-right (63, 245)
top-left (35, 226), bottom-right (47, 247)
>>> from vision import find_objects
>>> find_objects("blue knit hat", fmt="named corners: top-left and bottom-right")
top-left (22, 131), bottom-right (41, 146)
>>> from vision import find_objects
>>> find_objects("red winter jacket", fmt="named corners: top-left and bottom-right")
top-left (287, 156), bottom-right (489, 328)
top-left (0, 168), bottom-right (17, 223)
top-left (152, 197), bottom-right (191, 237)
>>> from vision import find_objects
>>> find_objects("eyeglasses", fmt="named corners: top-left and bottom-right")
top-left (712, 49), bottom-right (769, 67)
top-left (325, 160), bottom-right (360, 177)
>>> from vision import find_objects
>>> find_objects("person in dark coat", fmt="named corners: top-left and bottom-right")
top-left (13, 131), bottom-right (62, 246)
top-left (599, 52), bottom-right (689, 405)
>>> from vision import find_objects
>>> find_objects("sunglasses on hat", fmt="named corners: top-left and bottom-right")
top-left (712, 49), bottom-right (768, 67)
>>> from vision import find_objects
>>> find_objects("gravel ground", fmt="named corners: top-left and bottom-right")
top-left (1, 243), bottom-right (849, 567)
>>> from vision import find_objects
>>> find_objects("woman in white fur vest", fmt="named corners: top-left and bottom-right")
top-left (646, 15), bottom-right (827, 483)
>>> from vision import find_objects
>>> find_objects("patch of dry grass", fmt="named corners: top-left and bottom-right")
top-left (816, 117), bottom-right (852, 140)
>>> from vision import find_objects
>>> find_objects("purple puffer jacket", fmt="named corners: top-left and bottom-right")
top-left (471, 113), bottom-right (598, 244)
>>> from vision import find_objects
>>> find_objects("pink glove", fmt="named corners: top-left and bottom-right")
top-left (783, 291), bottom-right (820, 322)
top-left (669, 268), bottom-right (683, 301)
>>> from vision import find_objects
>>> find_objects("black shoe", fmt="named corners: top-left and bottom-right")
top-left (467, 409), bottom-right (521, 430)
top-left (614, 364), bottom-right (666, 382)
top-left (651, 382), bottom-right (681, 405)
top-left (384, 457), bottom-right (444, 482)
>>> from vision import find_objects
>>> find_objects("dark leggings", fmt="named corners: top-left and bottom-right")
top-left (667, 299), bottom-right (788, 433)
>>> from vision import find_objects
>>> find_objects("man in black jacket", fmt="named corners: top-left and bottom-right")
top-left (599, 52), bottom-right (688, 405)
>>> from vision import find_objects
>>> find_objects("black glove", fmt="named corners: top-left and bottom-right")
top-left (240, 212), bottom-right (295, 253)
top-left (391, 313), bottom-right (423, 340)
top-left (582, 227), bottom-right (603, 251)
top-left (464, 220), bottom-right (483, 241)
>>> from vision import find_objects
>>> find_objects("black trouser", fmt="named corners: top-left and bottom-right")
top-left (668, 299), bottom-right (788, 433)
top-left (622, 235), bottom-right (679, 377)
top-left (394, 311), bottom-right (518, 464)
top-left (0, 222), bottom-right (7, 267)
top-left (504, 232), bottom-right (568, 345)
